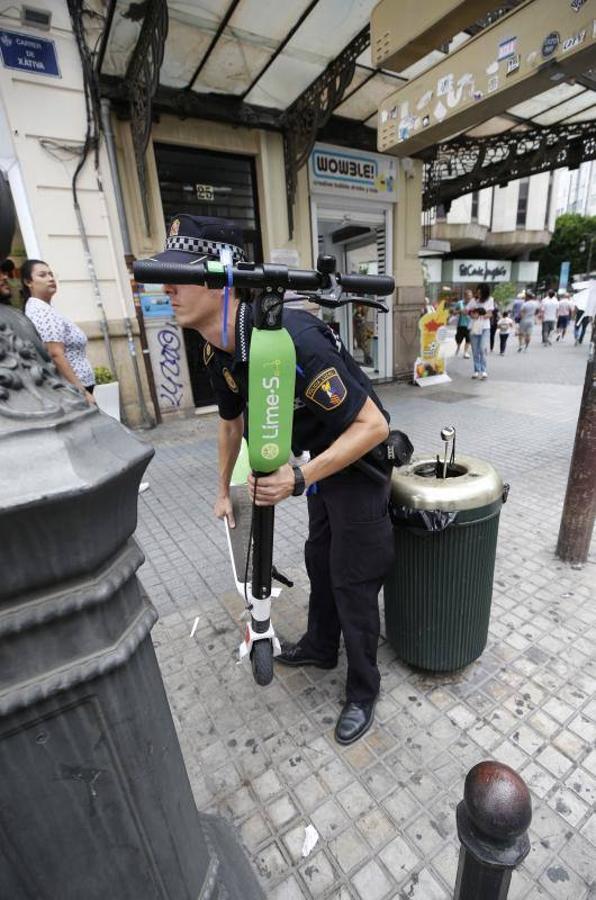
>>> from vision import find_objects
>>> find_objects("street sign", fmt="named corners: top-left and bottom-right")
top-left (0, 29), bottom-right (60, 77)
top-left (559, 260), bottom-right (570, 290)
top-left (377, 0), bottom-right (596, 157)
top-left (195, 184), bottom-right (214, 201)
top-left (371, 0), bottom-right (498, 71)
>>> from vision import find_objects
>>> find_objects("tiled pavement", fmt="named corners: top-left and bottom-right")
top-left (135, 333), bottom-right (595, 899)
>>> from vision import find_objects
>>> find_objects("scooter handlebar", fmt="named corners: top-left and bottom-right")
top-left (133, 259), bottom-right (395, 297)
top-left (337, 273), bottom-right (395, 296)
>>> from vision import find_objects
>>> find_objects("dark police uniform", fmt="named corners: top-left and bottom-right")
top-left (206, 302), bottom-right (394, 703)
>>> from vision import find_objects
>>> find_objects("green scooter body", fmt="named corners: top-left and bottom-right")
top-left (247, 327), bottom-right (296, 473)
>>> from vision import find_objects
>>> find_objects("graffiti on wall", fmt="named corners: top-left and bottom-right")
top-left (157, 325), bottom-right (184, 408)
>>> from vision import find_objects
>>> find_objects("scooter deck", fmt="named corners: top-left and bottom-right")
top-left (226, 484), bottom-right (253, 587)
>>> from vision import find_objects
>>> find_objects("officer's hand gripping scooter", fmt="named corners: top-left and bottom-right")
top-left (134, 254), bottom-right (395, 686)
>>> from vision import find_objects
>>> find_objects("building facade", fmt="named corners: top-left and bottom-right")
top-left (0, 2), bottom-right (428, 425)
top-left (424, 169), bottom-right (564, 298)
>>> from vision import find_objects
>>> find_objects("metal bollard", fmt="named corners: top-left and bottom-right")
top-left (454, 760), bottom-right (532, 900)
top-left (0, 307), bottom-right (263, 899)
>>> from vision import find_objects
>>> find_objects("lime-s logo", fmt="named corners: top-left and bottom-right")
top-left (262, 375), bottom-right (279, 441)
top-left (261, 443), bottom-right (279, 460)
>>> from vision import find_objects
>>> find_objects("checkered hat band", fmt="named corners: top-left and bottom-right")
top-left (166, 235), bottom-right (245, 263)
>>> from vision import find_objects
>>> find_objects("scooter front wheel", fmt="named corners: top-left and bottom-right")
top-left (250, 638), bottom-right (273, 686)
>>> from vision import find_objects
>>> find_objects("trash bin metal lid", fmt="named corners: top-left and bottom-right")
top-left (390, 454), bottom-right (503, 512)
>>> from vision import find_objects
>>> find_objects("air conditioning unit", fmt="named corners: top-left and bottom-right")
top-left (21, 5), bottom-right (52, 31)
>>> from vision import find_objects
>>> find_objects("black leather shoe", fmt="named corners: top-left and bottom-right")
top-left (275, 641), bottom-right (337, 669)
top-left (334, 700), bottom-right (376, 745)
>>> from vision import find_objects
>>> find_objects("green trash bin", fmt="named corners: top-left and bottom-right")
top-left (384, 454), bottom-right (508, 672)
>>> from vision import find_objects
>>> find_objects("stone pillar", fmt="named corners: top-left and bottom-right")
top-left (0, 307), bottom-right (263, 899)
top-left (392, 158), bottom-right (425, 381)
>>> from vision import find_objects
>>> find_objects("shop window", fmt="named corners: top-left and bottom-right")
top-left (154, 143), bottom-right (263, 262)
top-left (471, 191), bottom-right (479, 222)
top-left (153, 144), bottom-right (263, 407)
top-left (516, 178), bottom-right (529, 229)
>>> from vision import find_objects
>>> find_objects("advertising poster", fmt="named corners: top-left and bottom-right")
top-left (413, 301), bottom-right (451, 387)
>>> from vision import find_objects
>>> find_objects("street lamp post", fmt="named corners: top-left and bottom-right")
top-left (0, 307), bottom-right (264, 899)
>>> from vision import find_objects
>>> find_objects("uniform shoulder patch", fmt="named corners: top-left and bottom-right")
top-left (203, 342), bottom-right (214, 365)
top-left (222, 367), bottom-right (239, 394)
top-left (305, 367), bottom-right (347, 411)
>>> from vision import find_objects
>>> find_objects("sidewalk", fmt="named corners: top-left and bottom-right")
top-left (136, 335), bottom-right (595, 899)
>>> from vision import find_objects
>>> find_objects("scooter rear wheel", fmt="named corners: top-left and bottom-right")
top-left (251, 639), bottom-right (273, 686)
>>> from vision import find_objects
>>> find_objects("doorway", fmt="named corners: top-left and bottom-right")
top-left (313, 203), bottom-right (392, 381)
top-left (154, 143), bottom-right (263, 407)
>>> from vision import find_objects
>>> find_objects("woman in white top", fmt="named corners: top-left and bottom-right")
top-left (23, 259), bottom-right (96, 405)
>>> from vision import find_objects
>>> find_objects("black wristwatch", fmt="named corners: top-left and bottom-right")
top-left (292, 465), bottom-right (306, 496)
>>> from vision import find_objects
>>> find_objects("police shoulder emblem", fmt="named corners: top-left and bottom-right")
top-left (305, 367), bottom-right (347, 411)
top-left (169, 218), bottom-right (180, 236)
top-left (222, 367), bottom-right (239, 393)
top-left (203, 342), bottom-right (214, 365)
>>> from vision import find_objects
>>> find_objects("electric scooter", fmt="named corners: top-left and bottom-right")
top-left (134, 254), bottom-right (395, 685)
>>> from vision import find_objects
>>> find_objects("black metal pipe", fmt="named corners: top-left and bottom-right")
top-left (251, 505), bottom-right (274, 600)
top-left (0, 307), bottom-right (263, 899)
top-left (185, 0), bottom-right (242, 91)
top-left (95, 0), bottom-right (117, 76)
top-left (454, 761), bottom-right (532, 900)
top-left (240, 0), bottom-right (321, 99)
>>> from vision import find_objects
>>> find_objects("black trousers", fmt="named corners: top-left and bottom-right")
top-left (301, 467), bottom-right (394, 703)
top-left (499, 333), bottom-right (509, 353)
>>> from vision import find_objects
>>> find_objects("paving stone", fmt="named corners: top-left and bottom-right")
top-left (319, 757), bottom-right (354, 793)
top-left (536, 745), bottom-right (575, 779)
top-left (294, 774), bottom-right (329, 814)
top-left (299, 850), bottom-right (338, 897)
top-left (564, 767), bottom-right (596, 807)
top-left (356, 806), bottom-right (396, 850)
top-left (559, 831), bottom-right (596, 886)
top-left (538, 858), bottom-right (591, 899)
top-left (239, 811), bottom-right (271, 853)
top-left (430, 842), bottom-right (460, 892)
top-left (253, 840), bottom-right (289, 884)
top-left (351, 858), bottom-right (394, 900)
top-left (398, 866), bottom-right (449, 899)
top-left (337, 781), bottom-right (376, 818)
top-left (137, 344), bottom-right (595, 899)
top-left (521, 761), bottom-right (558, 799)
top-left (267, 793), bottom-right (300, 829)
top-left (379, 833), bottom-right (421, 883)
top-left (252, 768), bottom-right (284, 802)
top-left (580, 812), bottom-right (596, 848)
top-left (310, 798), bottom-right (350, 841)
top-left (268, 875), bottom-right (306, 900)
top-left (328, 826), bottom-right (370, 874)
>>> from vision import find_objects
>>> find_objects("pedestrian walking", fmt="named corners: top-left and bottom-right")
top-left (517, 291), bottom-right (540, 351)
top-left (556, 292), bottom-right (572, 341)
top-left (489, 306), bottom-right (499, 352)
top-left (454, 288), bottom-right (472, 358)
top-left (540, 290), bottom-right (558, 346)
top-left (469, 307), bottom-right (488, 379)
top-left (153, 215), bottom-right (396, 745)
top-left (512, 291), bottom-right (525, 324)
top-left (497, 310), bottom-right (514, 355)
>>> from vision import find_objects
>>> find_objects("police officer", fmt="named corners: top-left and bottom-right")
top-left (154, 215), bottom-right (394, 745)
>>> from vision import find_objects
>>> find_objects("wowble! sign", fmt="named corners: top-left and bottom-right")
top-left (309, 143), bottom-right (397, 200)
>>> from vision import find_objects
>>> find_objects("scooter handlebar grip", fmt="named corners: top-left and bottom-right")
top-left (133, 260), bottom-right (208, 285)
top-left (338, 273), bottom-right (395, 296)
